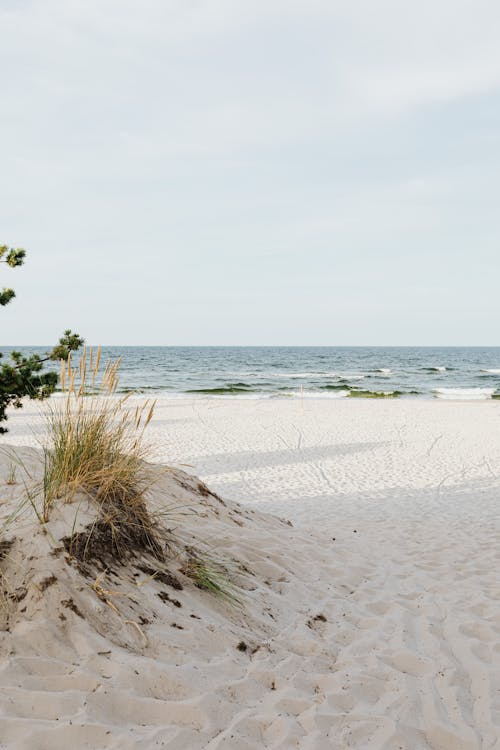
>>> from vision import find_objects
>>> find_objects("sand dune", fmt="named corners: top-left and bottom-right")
top-left (2, 398), bottom-right (500, 748)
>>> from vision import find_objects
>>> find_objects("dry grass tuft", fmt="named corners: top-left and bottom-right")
top-left (42, 347), bottom-right (162, 561)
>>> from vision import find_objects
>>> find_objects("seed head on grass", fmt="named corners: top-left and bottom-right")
top-left (42, 347), bottom-right (161, 561)
top-left (5, 463), bottom-right (17, 486)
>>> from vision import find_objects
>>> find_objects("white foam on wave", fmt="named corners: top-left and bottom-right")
top-left (128, 391), bottom-right (194, 400)
top-left (272, 372), bottom-right (338, 379)
top-left (433, 388), bottom-right (496, 400)
top-left (285, 390), bottom-right (349, 399)
top-left (132, 390), bottom-right (351, 401)
top-left (430, 366), bottom-right (447, 372)
top-left (376, 368), bottom-right (392, 374)
top-left (483, 369), bottom-right (500, 374)
top-left (148, 391), bottom-right (276, 401)
top-left (212, 393), bottom-right (274, 400)
top-left (338, 373), bottom-right (365, 381)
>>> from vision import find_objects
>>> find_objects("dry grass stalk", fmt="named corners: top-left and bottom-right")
top-left (5, 463), bottom-right (17, 486)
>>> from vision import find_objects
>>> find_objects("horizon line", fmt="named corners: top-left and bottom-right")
top-left (2, 344), bottom-right (500, 349)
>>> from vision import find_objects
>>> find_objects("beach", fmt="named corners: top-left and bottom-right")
top-left (3, 0), bottom-right (499, 745)
top-left (2, 397), bottom-right (500, 748)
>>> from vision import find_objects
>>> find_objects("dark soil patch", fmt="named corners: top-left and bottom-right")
top-left (307, 613), bottom-right (327, 629)
top-left (237, 562), bottom-right (254, 576)
top-left (0, 538), bottom-right (15, 560)
top-left (230, 514), bottom-right (244, 527)
top-left (136, 564), bottom-right (183, 591)
top-left (175, 475), bottom-right (226, 505)
top-left (196, 481), bottom-right (225, 504)
top-left (61, 519), bottom-right (165, 566)
top-left (61, 598), bottom-right (84, 618)
top-left (196, 481), bottom-right (211, 497)
top-left (237, 641), bottom-right (248, 652)
top-left (65, 557), bottom-right (93, 578)
top-left (39, 575), bottom-right (57, 592)
top-left (157, 591), bottom-right (182, 608)
top-left (8, 586), bottom-right (27, 603)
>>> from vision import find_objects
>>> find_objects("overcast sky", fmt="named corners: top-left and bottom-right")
top-left (1, 0), bottom-right (500, 345)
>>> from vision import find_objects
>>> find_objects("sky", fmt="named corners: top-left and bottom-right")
top-left (1, 0), bottom-right (500, 346)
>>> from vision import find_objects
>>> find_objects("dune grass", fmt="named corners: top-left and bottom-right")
top-left (182, 552), bottom-right (242, 604)
top-left (4, 349), bottom-right (242, 608)
top-left (42, 348), bottom-right (162, 560)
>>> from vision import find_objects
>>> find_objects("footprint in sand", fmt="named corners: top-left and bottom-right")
top-left (366, 600), bottom-right (391, 616)
top-left (384, 651), bottom-right (434, 677)
top-left (459, 621), bottom-right (494, 641)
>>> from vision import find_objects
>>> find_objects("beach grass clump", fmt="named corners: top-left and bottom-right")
top-left (42, 348), bottom-right (161, 560)
top-left (182, 552), bottom-right (241, 604)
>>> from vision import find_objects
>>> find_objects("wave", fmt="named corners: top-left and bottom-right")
top-left (433, 388), bottom-right (496, 400)
top-left (423, 366), bottom-right (447, 372)
top-left (269, 372), bottom-right (338, 379)
top-left (118, 385), bottom-right (168, 393)
top-left (482, 369), bottom-right (500, 374)
top-left (320, 384), bottom-right (356, 391)
top-left (348, 390), bottom-right (401, 398)
top-left (375, 368), bottom-right (391, 374)
top-left (284, 390), bottom-right (349, 399)
top-left (127, 391), bottom-right (188, 400)
top-left (185, 385), bottom-right (253, 395)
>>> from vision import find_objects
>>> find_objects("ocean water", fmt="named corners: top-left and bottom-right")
top-left (4, 346), bottom-right (500, 400)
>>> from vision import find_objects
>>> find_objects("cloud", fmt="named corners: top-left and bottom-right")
top-left (1, 0), bottom-right (500, 343)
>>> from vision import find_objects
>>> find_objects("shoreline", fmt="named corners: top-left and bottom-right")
top-left (47, 390), bottom-right (500, 401)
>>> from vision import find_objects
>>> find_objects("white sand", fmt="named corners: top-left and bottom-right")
top-left (2, 398), bottom-right (500, 748)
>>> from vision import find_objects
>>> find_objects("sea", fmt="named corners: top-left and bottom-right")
top-left (4, 346), bottom-right (500, 400)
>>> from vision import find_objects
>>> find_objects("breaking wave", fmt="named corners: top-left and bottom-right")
top-left (433, 388), bottom-right (496, 400)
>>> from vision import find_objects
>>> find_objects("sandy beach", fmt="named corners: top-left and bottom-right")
top-left (2, 397), bottom-right (500, 749)
top-left (3, 0), bottom-right (499, 746)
